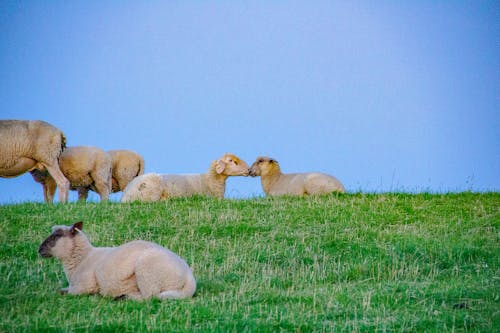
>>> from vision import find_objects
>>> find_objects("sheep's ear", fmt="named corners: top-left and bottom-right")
top-left (215, 160), bottom-right (226, 174)
top-left (71, 221), bottom-right (83, 235)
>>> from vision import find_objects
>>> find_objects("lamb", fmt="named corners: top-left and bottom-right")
top-left (249, 156), bottom-right (345, 196)
top-left (31, 146), bottom-right (112, 202)
top-left (108, 150), bottom-right (145, 193)
top-left (0, 120), bottom-right (70, 202)
top-left (38, 221), bottom-right (196, 300)
top-left (121, 153), bottom-right (249, 202)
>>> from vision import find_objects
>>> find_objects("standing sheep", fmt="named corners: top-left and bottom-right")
top-left (31, 146), bottom-right (112, 202)
top-left (121, 153), bottom-right (249, 202)
top-left (108, 150), bottom-right (145, 193)
top-left (39, 221), bottom-right (196, 300)
top-left (0, 120), bottom-right (70, 202)
top-left (249, 156), bottom-right (345, 196)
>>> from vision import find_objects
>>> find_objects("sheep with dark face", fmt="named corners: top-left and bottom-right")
top-left (0, 120), bottom-right (70, 202)
top-left (249, 156), bottom-right (345, 196)
top-left (39, 222), bottom-right (196, 300)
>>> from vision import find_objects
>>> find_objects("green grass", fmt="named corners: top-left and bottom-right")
top-left (0, 193), bottom-right (498, 332)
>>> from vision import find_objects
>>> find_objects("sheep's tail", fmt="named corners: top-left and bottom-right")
top-left (158, 273), bottom-right (196, 300)
top-left (56, 132), bottom-right (67, 164)
top-left (137, 156), bottom-right (145, 177)
top-left (60, 132), bottom-right (67, 151)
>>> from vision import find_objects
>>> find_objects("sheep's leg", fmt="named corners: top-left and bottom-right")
top-left (116, 292), bottom-right (145, 301)
top-left (43, 177), bottom-right (57, 203)
top-left (158, 290), bottom-right (188, 299)
top-left (134, 258), bottom-right (163, 299)
top-left (31, 169), bottom-right (57, 203)
top-left (65, 285), bottom-right (91, 295)
top-left (64, 275), bottom-right (100, 296)
top-left (44, 163), bottom-right (69, 203)
top-left (111, 177), bottom-right (120, 193)
top-left (133, 255), bottom-right (189, 300)
top-left (41, 183), bottom-right (50, 203)
top-left (92, 172), bottom-right (111, 202)
top-left (77, 188), bottom-right (89, 202)
top-left (93, 185), bottom-right (110, 201)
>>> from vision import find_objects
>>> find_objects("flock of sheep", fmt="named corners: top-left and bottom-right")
top-left (1, 119), bottom-right (345, 300)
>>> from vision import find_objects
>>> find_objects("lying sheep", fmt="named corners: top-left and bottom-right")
top-left (31, 146), bottom-right (112, 202)
top-left (108, 150), bottom-right (145, 193)
top-left (249, 156), bottom-right (345, 196)
top-left (121, 153), bottom-right (249, 202)
top-left (0, 120), bottom-right (70, 202)
top-left (39, 221), bottom-right (196, 300)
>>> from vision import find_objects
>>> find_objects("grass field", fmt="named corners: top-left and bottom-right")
top-left (0, 193), bottom-right (498, 332)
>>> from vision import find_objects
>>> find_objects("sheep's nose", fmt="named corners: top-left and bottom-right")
top-left (38, 245), bottom-right (51, 258)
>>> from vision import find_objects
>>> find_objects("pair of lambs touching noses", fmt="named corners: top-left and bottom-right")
top-left (0, 120), bottom-right (144, 202)
top-left (121, 155), bottom-right (345, 202)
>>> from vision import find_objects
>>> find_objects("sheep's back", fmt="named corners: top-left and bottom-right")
top-left (121, 173), bottom-right (164, 202)
top-left (160, 174), bottom-right (204, 197)
top-left (59, 146), bottom-right (111, 187)
top-left (268, 173), bottom-right (308, 195)
top-left (304, 172), bottom-right (345, 194)
top-left (0, 120), bottom-right (64, 170)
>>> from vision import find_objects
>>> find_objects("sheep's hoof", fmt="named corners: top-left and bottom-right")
top-left (114, 294), bottom-right (128, 301)
top-left (59, 289), bottom-right (68, 295)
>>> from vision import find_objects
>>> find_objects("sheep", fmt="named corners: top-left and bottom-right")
top-left (31, 146), bottom-right (112, 202)
top-left (108, 150), bottom-right (145, 193)
top-left (121, 153), bottom-right (249, 202)
top-left (249, 156), bottom-right (345, 196)
top-left (38, 221), bottom-right (196, 300)
top-left (0, 120), bottom-right (70, 202)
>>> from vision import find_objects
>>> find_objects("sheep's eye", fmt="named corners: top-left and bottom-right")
top-left (258, 159), bottom-right (264, 163)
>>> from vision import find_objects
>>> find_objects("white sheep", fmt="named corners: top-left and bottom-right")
top-left (31, 146), bottom-right (112, 202)
top-left (121, 153), bottom-right (249, 202)
top-left (249, 156), bottom-right (345, 196)
top-left (38, 221), bottom-right (196, 300)
top-left (0, 120), bottom-right (70, 202)
top-left (108, 150), bottom-right (145, 193)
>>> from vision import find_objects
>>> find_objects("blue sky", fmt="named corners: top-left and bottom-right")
top-left (1, 1), bottom-right (498, 203)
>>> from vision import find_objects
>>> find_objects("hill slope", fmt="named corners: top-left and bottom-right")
top-left (0, 193), bottom-right (498, 332)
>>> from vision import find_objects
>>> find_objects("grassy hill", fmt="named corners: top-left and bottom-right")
top-left (0, 193), bottom-right (498, 332)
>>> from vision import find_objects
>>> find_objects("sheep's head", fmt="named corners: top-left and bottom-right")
top-left (39, 221), bottom-right (83, 259)
top-left (214, 154), bottom-right (250, 177)
top-left (30, 168), bottom-right (50, 183)
top-left (249, 157), bottom-right (280, 177)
